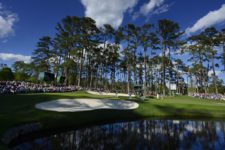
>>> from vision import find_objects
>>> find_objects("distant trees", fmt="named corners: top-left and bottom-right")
top-left (202, 27), bottom-right (220, 94)
top-left (32, 36), bottom-right (54, 73)
top-left (139, 24), bottom-right (159, 97)
top-left (219, 28), bottom-right (225, 71)
top-left (0, 67), bottom-right (14, 81)
top-left (3, 15), bottom-right (225, 95)
top-left (13, 61), bottom-right (33, 81)
top-left (157, 19), bottom-right (183, 96)
top-left (119, 24), bottom-right (138, 93)
top-left (184, 27), bottom-right (225, 94)
top-left (187, 33), bottom-right (208, 93)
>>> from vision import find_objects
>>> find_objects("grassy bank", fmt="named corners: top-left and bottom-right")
top-left (1, 91), bottom-right (225, 149)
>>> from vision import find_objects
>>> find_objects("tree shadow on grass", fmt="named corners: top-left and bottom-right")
top-left (151, 104), bottom-right (218, 120)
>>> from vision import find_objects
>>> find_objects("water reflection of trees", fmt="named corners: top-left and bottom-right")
top-left (13, 120), bottom-right (225, 150)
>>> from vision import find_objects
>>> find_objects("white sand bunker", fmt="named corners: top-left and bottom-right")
top-left (87, 90), bottom-right (135, 97)
top-left (35, 99), bottom-right (139, 112)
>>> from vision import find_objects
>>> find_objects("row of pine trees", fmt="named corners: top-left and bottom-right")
top-left (10, 16), bottom-right (225, 95)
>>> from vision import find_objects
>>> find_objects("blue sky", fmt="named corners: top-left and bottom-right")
top-left (0, 0), bottom-right (225, 81)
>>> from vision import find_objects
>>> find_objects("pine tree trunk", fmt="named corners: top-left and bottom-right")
top-left (162, 45), bottom-right (166, 97)
top-left (127, 63), bottom-right (131, 94)
top-left (144, 48), bottom-right (147, 97)
top-left (78, 58), bottom-right (82, 87)
top-left (133, 51), bottom-right (137, 85)
top-left (223, 43), bottom-right (225, 71)
top-left (168, 48), bottom-right (172, 96)
top-left (212, 54), bottom-right (218, 94)
top-left (78, 50), bottom-right (84, 87)
top-left (149, 66), bottom-right (152, 94)
top-left (89, 67), bottom-right (93, 89)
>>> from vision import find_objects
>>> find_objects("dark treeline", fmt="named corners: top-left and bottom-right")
top-left (1, 16), bottom-right (225, 96)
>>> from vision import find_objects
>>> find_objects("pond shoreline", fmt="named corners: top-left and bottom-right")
top-left (4, 116), bottom-right (225, 148)
top-left (8, 118), bottom-right (225, 149)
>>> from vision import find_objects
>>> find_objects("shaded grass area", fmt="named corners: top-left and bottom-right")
top-left (1, 91), bottom-right (225, 149)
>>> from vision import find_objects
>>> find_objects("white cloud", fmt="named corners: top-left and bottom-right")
top-left (186, 4), bottom-right (225, 35)
top-left (208, 70), bottom-right (222, 77)
top-left (81, 0), bottom-right (138, 28)
top-left (140, 0), bottom-right (165, 15)
top-left (152, 3), bottom-right (169, 15)
top-left (0, 53), bottom-right (31, 63)
top-left (133, 0), bottom-right (169, 21)
top-left (0, 3), bottom-right (18, 39)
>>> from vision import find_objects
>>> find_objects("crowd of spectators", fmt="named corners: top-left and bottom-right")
top-left (0, 81), bottom-right (77, 94)
top-left (189, 93), bottom-right (225, 100)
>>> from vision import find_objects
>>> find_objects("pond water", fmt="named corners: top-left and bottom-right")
top-left (11, 120), bottom-right (225, 150)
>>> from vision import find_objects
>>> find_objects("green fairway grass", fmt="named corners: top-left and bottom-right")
top-left (1, 91), bottom-right (225, 149)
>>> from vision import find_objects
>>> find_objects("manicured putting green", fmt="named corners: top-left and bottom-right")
top-left (35, 98), bottom-right (139, 112)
